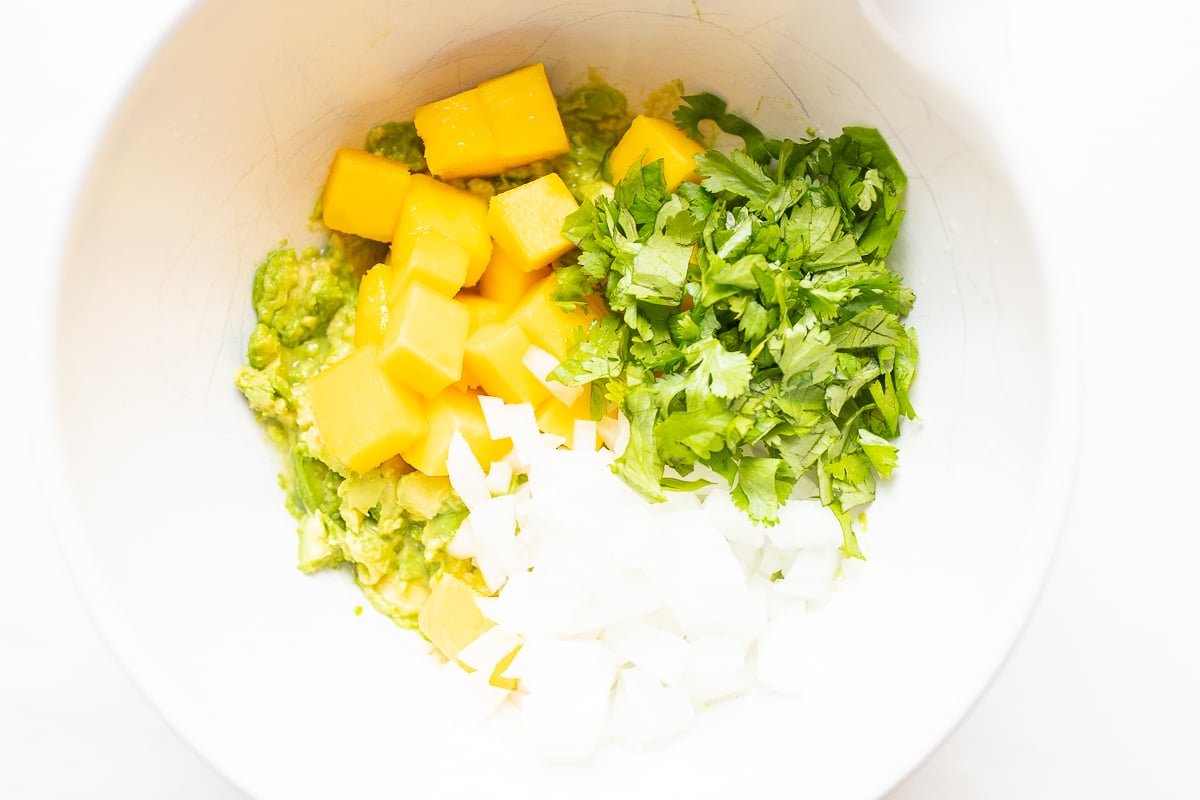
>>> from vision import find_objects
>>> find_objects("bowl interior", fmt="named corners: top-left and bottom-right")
top-left (51, 0), bottom-right (1069, 797)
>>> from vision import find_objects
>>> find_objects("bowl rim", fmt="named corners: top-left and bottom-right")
top-left (35, 3), bottom-right (1083, 797)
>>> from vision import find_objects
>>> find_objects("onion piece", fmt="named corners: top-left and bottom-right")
top-left (521, 345), bottom-right (584, 407)
top-left (446, 431), bottom-right (489, 512)
top-left (456, 625), bottom-right (523, 675)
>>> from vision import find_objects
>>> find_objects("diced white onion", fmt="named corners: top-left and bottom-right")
top-left (455, 625), bottom-right (523, 675)
top-left (445, 400), bottom-right (852, 758)
top-left (603, 620), bottom-right (689, 684)
top-left (610, 666), bottom-right (694, 747)
top-left (780, 549), bottom-right (844, 604)
top-left (507, 639), bottom-right (617, 761)
top-left (756, 603), bottom-right (813, 695)
top-left (484, 460), bottom-right (513, 497)
top-left (446, 431), bottom-right (489, 512)
top-left (522, 346), bottom-right (584, 408)
top-left (479, 395), bottom-right (543, 468)
top-left (433, 660), bottom-right (512, 724)
top-left (445, 518), bottom-right (477, 559)
top-left (596, 411), bottom-right (630, 456)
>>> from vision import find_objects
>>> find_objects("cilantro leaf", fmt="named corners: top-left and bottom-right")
top-left (683, 338), bottom-right (754, 407)
top-left (661, 476), bottom-right (716, 492)
top-left (699, 253), bottom-right (766, 307)
top-left (561, 94), bottom-right (916, 543)
top-left (772, 419), bottom-right (838, 475)
top-left (736, 298), bottom-right (771, 341)
top-left (858, 429), bottom-right (899, 478)
top-left (819, 449), bottom-right (876, 512)
top-left (831, 503), bottom-right (864, 560)
top-left (613, 389), bottom-right (666, 502)
top-left (831, 309), bottom-right (908, 350)
top-left (696, 149), bottom-right (775, 207)
top-left (785, 204), bottom-right (863, 271)
top-left (731, 457), bottom-right (793, 525)
top-left (549, 316), bottom-right (626, 386)
top-left (614, 158), bottom-right (672, 224)
top-left (893, 326), bottom-right (920, 420)
top-left (624, 229), bottom-right (692, 306)
top-left (868, 373), bottom-right (901, 437)
top-left (841, 127), bottom-right (907, 220)
top-left (858, 208), bottom-right (905, 260)
top-left (673, 93), bottom-right (771, 163)
top-left (771, 322), bottom-right (837, 385)
top-left (656, 403), bottom-right (737, 465)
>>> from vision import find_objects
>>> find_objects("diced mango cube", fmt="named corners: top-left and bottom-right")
top-left (417, 574), bottom-right (520, 690)
top-left (608, 115), bottom-right (705, 192)
top-left (308, 345), bottom-right (428, 474)
top-left (418, 574), bottom-right (493, 663)
top-left (393, 175), bottom-right (492, 287)
top-left (508, 273), bottom-right (596, 361)
top-left (477, 63), bottom-right (570, 169)
top-left (450, 293), bottom-right (507, 391)
top-left (487, 173), bottom-right (579, 272)
top-left (378, 282), bottom-right (469, 398)
top-left (354, 263), bottom-right (392, 349)
top-left (411, 64), bottom-right (567, 180)
top-left (455, 292), bottom-right (508, 333)
top-left (389, 233), bottom-right (469, 299)
top-left (464, 322), bottom-right (550, 406)
top-left (413, 87), bottom-right (505, 180)
top-left (476, 246), bottom-right (550, 308)
top-left (402, 388), bottom-right (511, 476)
top-left (535, 392), bottom-right (597, 449)
top-left (489, 647), bottom-right (520, 692)
top-left (321, 148), bottom-right (412, 242)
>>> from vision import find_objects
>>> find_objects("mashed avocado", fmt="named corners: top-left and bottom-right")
top-left (236, 80), bottom-right (631, 628)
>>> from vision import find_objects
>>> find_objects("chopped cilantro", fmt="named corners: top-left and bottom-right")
top-left (554, 93), bottom-right (918, 557)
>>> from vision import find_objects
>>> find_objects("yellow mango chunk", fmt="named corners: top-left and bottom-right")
top-left (393, 175), bottom-right (492, 287)
top-left (477, 245), bottom-right (552, 309)
top-left (402, 387), bottom-right (511, 476)
top-left (322, 148), bottom-right (413, 242)
top-left (455, 292), bottom-right (508, 332)
top-left (478, 63), bottom-right (570, 169)
top-left (378, 282), bottom-right (469, 398)
top-left (535, 392), bottom-right (599, 450)
top-left (476, 246), bottom-right (550, 308)
top-left (413, 87), bottom-right (505, 180)
top-left (508, 273), bottom-right (596, 361)
top-left (308, 345), bottom-right (428, 474)
top-left (608, 115), bottom-right (705, 192)
top-left (487, 173), bottom-right (579, 272)
top-left (489, 648), bottom-right (521, 692)
top-left (354, 263), bottom-right (393, 349)
top-left (389, 233), bottom-right (469, 299)
top-left (417, 574), bottom-right (520, 690)
top-left (418, 574), bottom-right (493, 663)
top-left (450, 293), bottom-right (507, 391)
top-left (464, 322), bottom-right (550, 406)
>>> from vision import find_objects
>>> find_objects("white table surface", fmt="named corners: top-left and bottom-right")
top-left (3, 1), bottom-right (1198, 797)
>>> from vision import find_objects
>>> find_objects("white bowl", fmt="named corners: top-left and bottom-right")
top-left (46, 0), bottom-right (1078, 797)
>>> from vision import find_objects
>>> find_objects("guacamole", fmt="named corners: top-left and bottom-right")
top-left (235, 81), bottom-right (631, 627)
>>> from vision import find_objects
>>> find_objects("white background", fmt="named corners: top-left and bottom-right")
top-left (3, 1), bottom-right (1197, 797)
